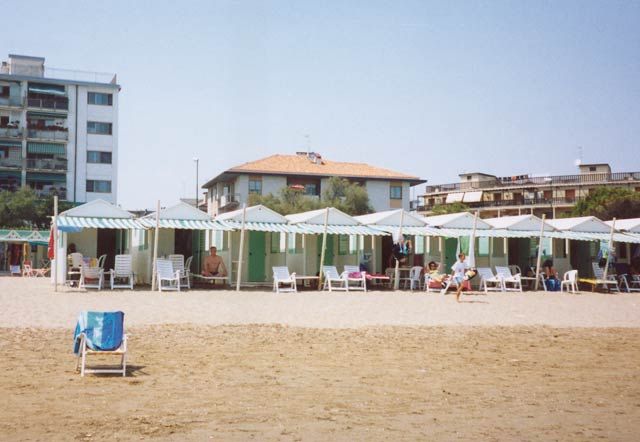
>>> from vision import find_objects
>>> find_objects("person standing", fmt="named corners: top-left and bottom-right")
top-left (450, 253), bottom-right (469, 302)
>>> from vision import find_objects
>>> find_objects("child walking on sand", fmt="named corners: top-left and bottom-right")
top-left (450, 253), bottom-right (469, 302)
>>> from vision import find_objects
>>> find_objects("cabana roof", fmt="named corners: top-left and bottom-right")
top-left (606, 218), bottom-right (640, 233)
top-left (141, 202), bottom-right (233, 230)
top-left (146, 201), bottom-right (212, 221)
top-left (57, 199), bottom-right (142, 230)
top-left (355, 209), bottom-right (426, 227)
top-left (422, 212), bottom-right (492, 230)
top-left (59, 199), bottom-right (134, 219)
top-left (485, 215), bottom-right (555, 232)
top-left (546, 216), bottom-right (611, 233)
top-left (286, 208), bottom-right (386, 235)
top-left (216, 205), bottom-right (299, 233)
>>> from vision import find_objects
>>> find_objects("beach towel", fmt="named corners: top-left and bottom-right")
top-left (73, 311), bottom-right (124, 355)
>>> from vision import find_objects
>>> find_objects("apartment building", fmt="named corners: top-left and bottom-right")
top-left (416, 163), bottom-right (640, 218)
top-left (0, 54), bottom-right (120, 203)
top-left (203, 152), bottom-right (425, 216)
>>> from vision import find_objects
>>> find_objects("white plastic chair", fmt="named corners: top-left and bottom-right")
top-left (495, 265), bottom-right (523, 292)
top-left (322, 266), bottom-right (348, 291)
top-left (591, 263), bottom-right (620, 292)
top-left (169, 254), bottom-right (190, 289)
top-left (272, 266), bottom-right (297, 293)
top-left (67, 252), bottom-right (83, 285)
top-left (22, 261), bottom-right (35, 277)
top-left (560, 270), bottom-right (578, 293)
top-left (157, 259), bottom-right (181, 292)
top-left (405, 266), bottom-right (423, 291)
top-left (110, 255), bottom-right (134, 290)
top-left (97, 254), bottom-right (107, 269)
top-left (477, 267), bottom-right (503, 293)
top-left (80, 266), bottom-right (104, 290)
top-left (343, 265), bottom-right (367, 292)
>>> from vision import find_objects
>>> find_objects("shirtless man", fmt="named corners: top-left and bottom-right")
top-left (202, 246), bottom-right (227, 277)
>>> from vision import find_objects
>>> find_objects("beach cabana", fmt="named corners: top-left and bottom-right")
top-left (138, 202), bottom-right (232, 284)
top-left (215, 205), bottom-right (302, 285)
top-left (54, 199), bottom-right (142, 283)
top-left (0, 229), bottom-right (49, 273)
top-left (286, 207), bottom-right (386, 277)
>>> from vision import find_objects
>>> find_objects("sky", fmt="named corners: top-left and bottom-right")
top-left (3, 0), bottom-right (639, 209)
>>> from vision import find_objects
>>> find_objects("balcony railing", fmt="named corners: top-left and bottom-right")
top-left (0, 127), bottom-right (23, 138)
top-left (424, 172), bottom-right (640, 193)
top-left (26, 97), bottom-right (69, 111)
top-left (27, 128), bottom-right (69, 141)
top-left (217, 193), bottom-right (241, 208)
top-left (26, 158), bottom-right (67, 171)
top-left (0, 96), bottom-right (23, 107)
top-left (417, 196), bottom-right (585, 212)
top-left (0, 157), bottom-right (22, 168)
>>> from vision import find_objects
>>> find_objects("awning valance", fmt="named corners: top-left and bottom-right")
top-left (26, 172), bottom-right (66, 183)
top-left (28, 83), bottom-right (66, 96)
top-left (138, 218), bottom-right (233, 231)
top-left (0, 140), bottom-right (22, 148)
top-left (27, 111), bottom-right (67, 119)
top-left (57, 216), bottom-right (144, 230)
top-left (223, 221), bottom-right (303, 233)
top-left (27, 142), bottom-right (66, 155)
top-left (296, 223), bottom-right (387, 236)
top-left (463, 191), bottom-right (483, 203)
top-left (445, 192), bottom-right (464, 203)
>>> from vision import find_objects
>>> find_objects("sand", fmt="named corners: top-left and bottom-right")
top-left (1, 278), bottom-right (639, 441)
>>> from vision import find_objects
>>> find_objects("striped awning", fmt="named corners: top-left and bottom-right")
top-left (139, 218), bottom-right (234, 231)
top-left (28, 84), bottom-right (66, 96)
top-left (27, 142), bottom-right (66, 155)
top-left (57, 216), bottom-right (144, 230)
top-left (0, 140), bottom-right (22, 148)
top-left (296, 223), bottom-right (388, 236)
top-left (223, 220), bottom-right (303, 233)
top-left (27, 111), bottom-right (67, 119)
top-left (26, 172), bottom-right (66, 183)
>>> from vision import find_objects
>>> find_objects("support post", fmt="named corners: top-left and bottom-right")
top-left (53, 195), bottom-right (58, 292)
top-left (151, 200), bottom-right (160, 291)
top-left (236, 204), bottom-right (247, 291)
top-left (603, 218), bottom-right (616, 280)
top-left (534, 214), bottom-right (546, 291)
top-left (394, 210), bottom-right (405, 290)
top-left (318, 207), bottom-right (330, 290)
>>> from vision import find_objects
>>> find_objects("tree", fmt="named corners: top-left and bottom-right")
top-left (0, 188), bottom-right (74, 229)
top-left (429, 201), bottom-right (470, 215)
top-left (571, 186), bottom-right (640, 219)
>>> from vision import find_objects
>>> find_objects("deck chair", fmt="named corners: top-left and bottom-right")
top-left (424, 273), bottom-right (446, 293)
top-left (22, 261), bottom-right (35, 277)
top-left (80, 266), bottom-right (104, 290)
top-left (560, 270), bottom-right (578, 293)
top-left (272, 266), bottom-right (297, 293)
top-left (477, 267), bottom-right (503, 293)
top-left (322, 266), bottom-right (348, 291)
top-left (97, 254), bottom-right (107, 269)
top-left (185, 256), bottom-right (193, 285)
top-left (343, 265), bottom-right (367, 292)
top-left (157, 259), bottom-right (181, 292)
top-left (404, 266), bottom-right (423, 291)
top-left (110, 255), bottom-right (134, 290)
top-left (629, 275), bottom-right (640, 292)
top-left (68, 252), bottom-right (83, 286)
top-left (591, 263), bottom-right (621, 292)
top-left (495, 266), bottom-right (523, 292)
top-left (169, 254), bottom-right (190, 289)
top-left (74, 311), bottom-right (127, 377)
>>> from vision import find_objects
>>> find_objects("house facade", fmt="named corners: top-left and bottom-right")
top-left (416, 163), bottom-right (640, 218)
top-left (202, 152), bottom-right (425, 216)
top-left (0, 54), bottom-right (120, 203)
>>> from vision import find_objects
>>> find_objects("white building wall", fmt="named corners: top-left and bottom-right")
top-left (366, 180), bottom-right (390, 212)
top-left (262, 176), bottom-right (287, 196)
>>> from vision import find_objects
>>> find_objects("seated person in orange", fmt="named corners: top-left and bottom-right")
top-left (425, 261), bottom-right (446, 284)
top-left (202, 246), bottom-right (227, 277)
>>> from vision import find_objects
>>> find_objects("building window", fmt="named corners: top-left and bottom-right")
top-left (0, 86), bottom-right (9, 97)
top-left (86, 179), bottom-right (111, 193)
top-left (87, 121), bottom-right (112, 135)
top-left (87, 151), bottom-right (112, 164)
top-left (88, 92), bottom-right (113, 106)
top-left (589, 166), bottom-right (596, 172)
top-left (304, 184), bottom-right (317, 196)
top-left (248, 177), bottom-right (262, 195)
top-left (390, 185), bottom-right (402, 200)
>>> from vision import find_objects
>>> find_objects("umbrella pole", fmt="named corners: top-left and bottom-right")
top-left (469, 211), bottom-right (478, 268)
top-left (318, 207), bottom-right (329, 290)
top-left (236, 204), bottom-right (247, 291)
top-left (603, 218), bottom-right (616, 280)
top-left (394, 210), bottom-right (405, 290)
top-left (151, 200), bottom-right (160, 291)
top-left (534, 214), bottom-right (546, 291)
top-left (53, 195), bottom-right (58, 292)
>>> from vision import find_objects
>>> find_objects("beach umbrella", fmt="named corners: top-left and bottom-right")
top-left (318, 207), bottom-right (330, 290)
top-left (603, 218), bottom-right (616, 280)
top-left (534, 214), bottom-right (546, 291)
top-left (236, 204), bottom-right (247, 291)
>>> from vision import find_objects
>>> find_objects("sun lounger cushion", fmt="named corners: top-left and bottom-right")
top-left (74, 311), bottom-right (124, 354)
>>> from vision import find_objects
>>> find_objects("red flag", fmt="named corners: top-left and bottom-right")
top-left (47, 225), bottom-right (55, 259)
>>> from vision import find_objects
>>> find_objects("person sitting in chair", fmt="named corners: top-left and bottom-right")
top-left (202, 246), bottom-right (227, 277)
top-left (425, 261), bottom-right (447, 285)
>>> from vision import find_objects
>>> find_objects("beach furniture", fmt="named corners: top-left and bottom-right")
top-left (156, 259), bottom-right (181, 292)
top-left (74, 311), bottom-right (127, 377)
top-left (495, 266), bottom-right (523, 292)
top-left (22, 261), bottom-right (35, 277)
top-left (477, 267), bottom-right (503, 293)
top-left (440, 276), bottom-right (471, 295)
top-left (560, 270), bottom-right (578, 293)
top-left (109, 255), bottom-right (134, 290)
top-left (272, 266), bottom-right (297, 293)
top-left (424, 273), bottom-right (445, 293)
top-left (185, 256), bottom-right (193, 285)
top-left (405, 266), bottom-right (423, 291)
top-left (591, 262), bottom-right (621, 292)
top-left (343, 265), bottom-right (367, 292)
top-left (68, 252), bottom-right (83, 286)
top-left (169, 254), bottom-right (190, 289)
top-left (80, 265), bottom-right (104, 290)
top-left (322, 266), bottom-right (348, 291)
top-left (97, 254), bottom-right (107, 270)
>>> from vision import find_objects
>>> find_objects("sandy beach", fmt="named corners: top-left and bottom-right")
top-left (1, 278), bottom-right (639, 441)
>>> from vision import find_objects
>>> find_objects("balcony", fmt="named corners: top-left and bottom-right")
top-left (217, 193), bottom-right (241, 209)
top-left (424, 172), bottom-right (640, 194)
top-left (0, 127), bottom-right (23, 139)
top-left (417, 196), bottom-right (585, 213)
top-left (0, 157), bottom-right (22, 169)
top-left (0, 96), bottom-right (23, 108)
top-left (27, 128), bottom-right (68, 141)
top-left (26, 158), bottom-right (67, 171)
top-left (26, 97), bottom-right (69, 112)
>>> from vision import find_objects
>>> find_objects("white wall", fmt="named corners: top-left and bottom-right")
top-left (67, 229), bottom-right (97, 258)
top-left (262, 176), bottom-right (287, 196)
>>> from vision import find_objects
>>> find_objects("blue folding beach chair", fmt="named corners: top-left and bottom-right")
top-left (74, 311), bottom-right (127, 377)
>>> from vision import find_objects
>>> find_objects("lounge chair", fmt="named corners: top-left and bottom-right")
top-left (80, 266), bottom-right (104, 290)
top-left (22, 261), bottom-right (35, 277)
top-left (272, 266), bottom-right (297, 293)
top-left (424, 273), bottom-right (445, 293)
top-left (343, 265), bottom-right (367, 292)
top-left (110, 255), bottom-right (134, 290)
top-left (477, 267), bottom-right (503, 293)
top-left (157, 259), bottom-right (181, 292)
top-left (495, 266), bottom-right (522, 292)
top-left (560, 270), bottom-right (578, 293)
top-left (322, 266), bottom-right (348, 291)
top-left (74, 311), bottom-right (127, 377)
top-left (169, 254), bottom-right (190, 289)
top-left (590, 263), bottom-right (621, 292)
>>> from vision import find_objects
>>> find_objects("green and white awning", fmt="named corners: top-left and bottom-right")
top-left (296, 223), bottom-right (388, 236)
top-left (223, 220), bottom-right (303, 233)
top-left (57, 216), bottom-right (144, 230)
top-left (27, 142), bottom-right (66, 155)
top-left (0, 140), bottom-right (22, 148)
top-left (369, 225), bottom-right (442, 237)
top-left (26, 172), bottom-right (66, 183)
top-left (139, 218), bottom-right (234, 231)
